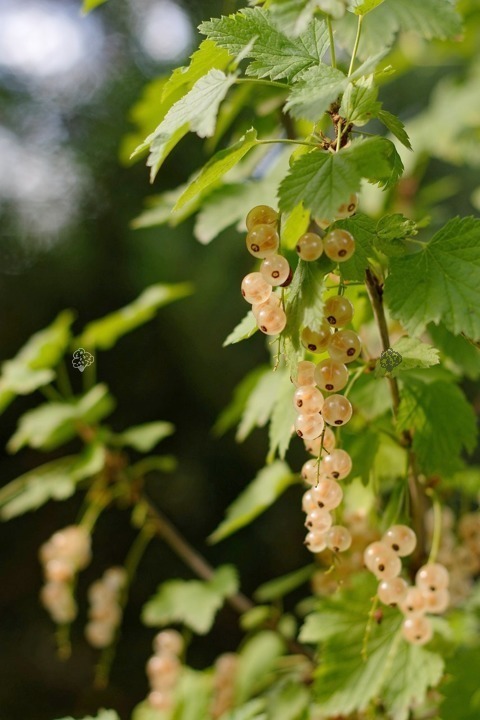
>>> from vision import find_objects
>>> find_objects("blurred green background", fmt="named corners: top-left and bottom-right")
top-left (0, 0), bottom-right (478, 718)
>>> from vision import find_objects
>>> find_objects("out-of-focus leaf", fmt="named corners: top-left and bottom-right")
top-left (113, 422), bottom-right (174, 452)
top-left (375, 337), bottom-right (440, 378)
top-left (55, 710), bottom-right (119, 720)
top-left (82, 0), bottom-right (108, 12)
top-left (254, 565), bottom-right (315, 602)
top-left (235, 632), bottom-right (285, 704)
top-left (223, 310), bottom-right (258, 347)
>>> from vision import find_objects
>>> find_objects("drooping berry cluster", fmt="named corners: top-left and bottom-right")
top-left (146, 630), bottom-right (184, 712)
top-left (39, 525), bottom-right (91, 624)
top-left (364, 526), bottom-right (450, 645)
top-left (210, 652), bottom-right (239, 719)
top-left (85, 566), bottom-right (127, 648)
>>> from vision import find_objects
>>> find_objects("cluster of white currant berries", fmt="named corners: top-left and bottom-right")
top-left (85, 566), bottom-right (127, 648)
top-left (211, 652), bottom-right (238, 719)
top-left (364, 525), bottom-right (450, 645)
top-left (39, 525), bottom-right (91, 624)
top-left (146, 629), bottom-right (184, 712)
top-left (431, 508), bottom-right (480, 605)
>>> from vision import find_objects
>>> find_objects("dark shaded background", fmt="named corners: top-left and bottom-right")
top-left (0, 1), bottom-right (478, 718)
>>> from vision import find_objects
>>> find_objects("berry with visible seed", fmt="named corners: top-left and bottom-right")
top-left (293, 386), bottom-right (324, 414)
top-left (301, 321), bottom-right (332, 354)
top-left (305, 508), bottom-right (333, 533)
top-left (324, 229), bottom-right (355, 262)
top-left (364, 541), bottom-right (402, 580)
top-left (322, 394), bottom-right (352, 426)
top-left (257, 305), bottom-right (287, 335)
top-left (241, 272), bottom-right (272, 304)
top-left (402, 615), bottom-right (433, 645)
top-left (378, 577), bottom-right (409, 607)
top-left (421, 588), bottom-right (450, 614)
top-left (313, 478), bottom-right (343, 510)
top-left (328, 329), bottom-right (362, 364)
top-left (304, 426), bottom-right (336, 455)
top-left (335, 193), bottom-right (359, 219)
top-left (400, 587), bottom-right (427, 616)
top-left (260, 255), bottom-right (290, 286)
top-left (246, 205), bottom-right (278, 231)
top-left (246, 224), bottom-right (279, 259)
top-left (304, 530), bottom-right (328, 553)
top-left (382, 525), bottom-right (417, 557)
top-left (295, 412), bottom-right (324, 440)
top-left (320, 448), bottom-right (352, 480)
top-left (415, 563), bottom-right (450, 592)
top-left (326, 525), bottom-right (352, 552)
top-left (296, 232), bottom-right (324, 261)
top-left (314, 358), bottom-right (349, 392)
top-left (301, 459), bottom-right (321, 484)
top-left (292, 360), bottom-right (316, 387)
top-left (324, 296), bottom-right (354, 327)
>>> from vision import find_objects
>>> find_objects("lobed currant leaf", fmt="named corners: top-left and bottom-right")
top-left (375, 337), bottom-right (440, 378)
top-left (428, 323), bottom-right (480, 381)
top-left (377, 108), bottom-right (412, 150)
top-left (339, 79), bottom-right (381, 127)
top-left (284, 64), bottom-right (348, 121)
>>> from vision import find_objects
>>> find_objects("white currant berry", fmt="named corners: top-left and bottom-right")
top-left (257, 305), bottom-right (287, 335)
top-left (400, 587), bottom-right (427, 616)
top-left (292, 360), bottom-right (316, 387)
top-left (324, 296), bottom-right (354, 327)
top-left (305, 508), bottom-right (333, 533)
top-left (153, 629), bottom-right (184, 657)
top-left (293, 386), bottom-right (324, 414)
top-left (335, 193), bottom-right (359, 219)
top-left (402, 616), bottom-right (433, 645)
top-left (295, 412), bottom-right (324, 440)
top-left (44, 558), bottom-right (75, 583)
top-left (304, 426), bottom-right (336, 455)
top-left (148, 690), bottom-right (173, 711)
top-left (328, 329), bottom-right (362, 364)
top-left (260, 255), bottom-right (290, 286)
top-left (301, 459), bottom-right (321, 484)
top-left (382, 525), bottom-right (417, 557)
top-left (304, 530), bottom-right (328, 553)
top-left (241, 272), bottom-right (272, 304)
top-left (378, 577), bottom-right (409, 607)
top-left (313, 478), bottom-right (343, 510)
top-left (302, 489), bottom-right (320, 513)
top-left (214, 652), bottom-right (238, 678)
top-left (252, 294), bottom-right (281, 319)
top-left (322, 394), bottom-right (353, 426)
top-left (314, 358), bottom-right (349, 393)
top-left (296, 232), bottom-right (324, 261)
top-left (421, 588), bottom-right (450, 614)
top-left (324, 229), bottom-right (355, 262)
top-left (301, 322), bottom-right (332, 354)
top-left (85, 620), bottom-right (115, 648)
top-left (415, 563), bottom-right (450, 592)
top-left (320, 448), bottom-right (352, 480)
top-left (326, 525), bottom-right (352, 552)
top-left (103, 566), bottom-right (128, 591)
top-left (147, 654), bottom-right (180, 687)
top-left (246, 205), bottom-right (278, 231)
top-left (364, 541), bottom-right (401, 580)
top-left (246, 224), bottom-right (279, 258)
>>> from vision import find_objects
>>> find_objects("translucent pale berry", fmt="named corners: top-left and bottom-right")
top-left (292, 360), bottom-right (316, 387)
top-left (314, 358), bottom-right (349, 392)
top-left (305, 508), bottom-right (333, 533)
top-left (364, 541), bottom-right (401, 580)
top-left (246, 204), bottom-right (278, 231)
top-left (252, 294), bottom-right (280, 319)
top-left (322, 394), bottom-right (353, 426)
top-left (103, 566), bottom-right (128, 591)
top-left (147, 654), bottom-right (180, 685)
top-left (402, 616), bottom-right (433, 646)
top-left (378, 577), bottom-right (409, 607)
top-left (148, 690), bottom-right (173, 711)
top-left (241, 272), bottom-right (272, 304)
top-left (421, 588), bottom-right (450, 614)
top-left (246, 224), bottom-right (279, 258)
top-left (400, 587), bottom-right (427, 616)
top-left (296, 232), bottom-right (323, 261)
top-left (324, 229), bottom-right (356, 262)
top-left (47, 525), bottom-right (91, 568)
top-left (302, 489), bottom-right (320, 513)
top-left (314, 217), bottom-right (331, 230)
top-left (85, 620), bottom-right (114, 648)
top-left (301, 459), bottom-right (321, 484)
top-left (301, 321), bottom-right (332, 353)
top-left (382, 525), bottom-right (417, 557)
top-left (335, 193), bottom-right (359, 219)
top-left (153, 629), bottom-right (184, 657)
top-left (415, 563), bottom-right (450, 592)
top-left (293, 386), bottom-right (324, 414)
top-left (324, 296), bottom-right (354, 327)
top-left (326, 525), bottom-right (352, 552)
top-left (260, 255), bottom-right (290, 286)
top-left (257, 305), bottom-right (287, 335)
top-left (44, 558), bottom-right (75, 583)
top-left (328, 329), bottom-right (362, 363)
top-left (304, 426), bottom-right (336, 455)
top-left (320, 448), bottom-right (352, 480)
top-left (314, 478), bottom-right (343, 510)
top-left (295, 412), bottom-right (324, 440)
top-left (304, 530), bottom-right (327, 553)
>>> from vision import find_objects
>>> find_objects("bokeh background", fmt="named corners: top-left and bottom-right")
top-left (0, 0), bottom-right (478, 718)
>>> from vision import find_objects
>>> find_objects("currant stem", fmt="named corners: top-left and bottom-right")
top-left (426, 490), bottom-right (442, 564)
top-left (348, 15), bottom-right (363, 77)
top-left (327, 17), bottom-right (337, 69)
top-left (361, 594), bottom-right (379, 661)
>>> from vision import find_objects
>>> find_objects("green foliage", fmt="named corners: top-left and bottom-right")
top-left (267, 370), bottom-right (297, 461)
top-left (56, 712), bottom-right (118, 720)
top-left (442, 647), bottom-right (480, 719)
top-left (209, 461), bottom-right (295, 543)
top-left (254, 565), bottom-right (314, 603)
top-left (265, 681), bottom-right (309, 720)
top-left (112, 422), bottom-right (174, 452)
top-left (285, 260), bottom-right (328, 350)
top-left (352, 0), bottom-right (386, 15)
top-left (77, 284), bottom-right (192, 350)
top-left (397, 379), bottom-right (477, 475)
top-left (385, 217), bottom-right (480, 342)
top-left (199, 9), bottom-right (329, 82)
top-left (377, 109), bottom-right (412, 150)
top-left (235, 631), bottom-right (285, 704)
top-left (284, 65), bottom-right (348, 121)
top-left (142, 565), bottom-right (238, 634)
top-left (374, 213), bottom-right (417, 256)
top-left (428, 323), bottom-right (480, 380)
top-left (333, 213), bottom-right (378, 281)
top-left (339, 78), bottom-right (381, 127)
top-left (82, 0), bottom-right (108, 12)
top-left (375, 336), bottom-right (440, 378)
top-left (224, 310), bottom-right (259, 346)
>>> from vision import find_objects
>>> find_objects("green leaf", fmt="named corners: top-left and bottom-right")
top-left (267, 370), bottom-right (296, 461)
top-left (278, 138), bottom-right (402, 221)
top-left (8, 385), bottom-right (114, 453)
top-left (235, 632), bottom-right (285, 704)
top-left (285, 260), bottom-right (329, 351)
top-left (396, 379), bottom-right (477, 475)
top-left (374, 213), bottom-right (417, 256)
top-left (383, 0), bottom-right (462, 40)
top-left (352, 0), bottom-right (385, 15)
top-left (199, 9), bottom-right (329, 82)
top-left (377, 109), bottom-right (412, 150)
top-left (266, 681), bottom-right (310, 720)
top-left (224, 310), bottom-right (259, 347)
top-left (384, 217), bottom-right (480, 342)
top-left (0, 311), bottom-right (74, 413)
top-left (82, 0), bottom-right (108, 12)
top-left (142, 565), bottom-right (238, 634)
top-left (375, 337), bottom-right (440, 378)
top-left (332, 213), bottom-right (378, 282)
top-left (428, 323), bottom-right (480, 381)
top-left (284, 64), bottom-right (348, 121)
top-left (254, 565), bottom-right (314, 602)
top-left (0, 444), bottom-right (105, 520)
top-left (220, 700), bottom-right (267, 720)
top-left (55, 711), bottom-right (119, 720)
top-left (113, 422), bottom-right (174, 452)
top-left (140, 70), bottom-right (237, 181)
top-left (209, 461), bottom-right (295, 543)
top-left (77, 283), bottom-right (192, 350)
top-left (442, 647), bottom-right (480, 720)
top-left (174, 128), bottom-right (258, 210)
top-left (237, 368), bottom-right (286, 442)
top-left (341, 426), bottom-right (380, 485)
top-left (339, 79), bottom-right (381, 127)
top-left (281, 204), bottom-right (310, 250)
top-left (213, 366), bottom-right (268, 436)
